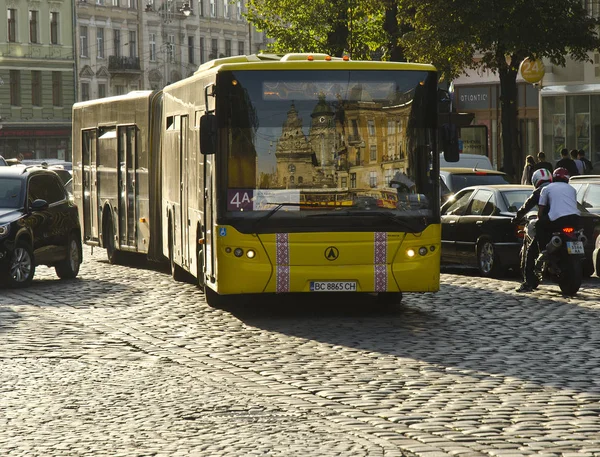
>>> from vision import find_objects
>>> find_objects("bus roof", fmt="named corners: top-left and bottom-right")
top-left (193, 53), bottom-right (437, 75)
top-left (73, 90), bottom-right (155, 109)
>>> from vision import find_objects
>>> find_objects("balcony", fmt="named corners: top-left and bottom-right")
top-left (108, 56), bottom-right (141, 74)
top-left (347, 134), bottom-right (363, 146)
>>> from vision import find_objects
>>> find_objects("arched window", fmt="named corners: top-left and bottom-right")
top-left (297, 176), bottom-right (303, 184)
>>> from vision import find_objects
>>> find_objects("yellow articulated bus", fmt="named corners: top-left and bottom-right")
top-left (73, 53), bottom-right (446, 306)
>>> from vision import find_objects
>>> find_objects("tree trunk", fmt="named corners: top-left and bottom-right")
top-left (326, 2), bottom-right (349, 57)
top-left (498, 61), bottom-right (520, 180)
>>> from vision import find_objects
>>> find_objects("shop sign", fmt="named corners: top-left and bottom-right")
top-left (0, 128), bottom-right (71, 137)
top-left (520, 58), bottom-right (545, 83)
top-left (456, 87), bottom-right (491, 110)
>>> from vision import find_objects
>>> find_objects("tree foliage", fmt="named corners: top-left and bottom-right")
top-left (401, 0), bottom-right (600, 176)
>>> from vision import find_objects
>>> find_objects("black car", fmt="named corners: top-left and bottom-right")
top-left (0, 166), bottom-right (82, 287)
top-left (441, 184), bottom-right (532, 276)
top-left (442, 184), bottom-right (600, 277)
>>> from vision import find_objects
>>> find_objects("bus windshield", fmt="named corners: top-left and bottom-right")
top-left (219, 69), bottom-right (438, 230)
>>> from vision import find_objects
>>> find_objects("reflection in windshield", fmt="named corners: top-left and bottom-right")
top-left (221, 70), bottom-right (438, 220)
top-left (0, 178), bottom-right (23, 209)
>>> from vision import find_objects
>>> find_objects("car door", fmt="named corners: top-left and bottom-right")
top-left (26, 174), bottom-right (71, 264)
top-left (455, 189), bottom-right (494, 265)
top-left (441, 189), bottom-right (474, 262)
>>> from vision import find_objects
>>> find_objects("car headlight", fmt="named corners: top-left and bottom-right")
top-left (0, 223), bottom-right (10, 238)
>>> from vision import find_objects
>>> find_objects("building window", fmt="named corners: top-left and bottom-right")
top-left (238, 40), bottom-right (244, 55)
top-left (10, 70), bottom-right (21, 106)
top-left (209, 0), bottom-right (216, 17)
top-left (369, 171), bottom-right (377, 188)
top-left (29, 11), bottom-right (39, 43)
top-left (96, 28), bottom-right (104, 58)
top-left (210, 38), bottom-right (218, 59)
top-left (237, 0), bottom-right (242, 20)
top-left (115, 85), bottom-right (125, 95)
top-left (198, 0), bottom-right (204, 16)
top-left (188, 36), bottom-right (195, 64)
top-left (129, 30), bottom-right (136, 58)
top-left (114, 29), bottom-right (121, 57)
top-left (50, 12), bottom-right (59, 44)
top-left (98, 83), bottom-right (106, 98)
top-left (370, 144), bottom-right (377, 161)
top-left (225, 39), bottom-right (231, 57)
top-left (96, 0), bottom-right (105, 5)
top-left (149, 33), bottom-right (156, 61)
top-left (8, 9), bottom-right (17, 42)
top-left (81, 82), bottom-right (90, 101)
top-left (128, 0), bottom-right (137, 8)
top-left (113, 0), bottom-right (119, 6)
top-left (223, 0), bottom-right (229, 17)
top-left (350, 173), bottom-right (356, 189)
top-left (385, 169), bottom-right (393, 185)
top-left (32, 71), bottom-right (42, 106)
top-left (52, 72), bottom-right (62, 106)
top-left (80, 26), bottom-right (88, 57)
top-left (368, 119), bottom-right (375, 136)
top-left (199, 37), bottom-right (205, 63)
top-left (341, 176), bottom-right (347, 188)
top-left (167, 34), bottom-right (175, 62)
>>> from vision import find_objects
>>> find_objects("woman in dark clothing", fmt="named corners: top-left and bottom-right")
top-left (521, 155), bottom-right (535, 185)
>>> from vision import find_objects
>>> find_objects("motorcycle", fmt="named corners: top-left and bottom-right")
top-left (519, 214), bottom-right (587, 296)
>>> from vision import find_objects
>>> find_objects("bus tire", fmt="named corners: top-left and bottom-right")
top-left (168, 224), bottom-right (187, 282)
top-left (197, 245), bottom-right (205, 291)
top-left (103, 215), bottom-right (122, 265)
top-left (205, 286), bottom-right (227, 308)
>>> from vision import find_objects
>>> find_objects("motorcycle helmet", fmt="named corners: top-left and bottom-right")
top-left (531, 168), bottom-right (552, 189)
top-left (552, 167), bottom-right (570, 183)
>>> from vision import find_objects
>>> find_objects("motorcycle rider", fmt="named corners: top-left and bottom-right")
top-left (513, 168), bottom-right (553, 292)
top-left (536, 167), bottom-right (580, 262)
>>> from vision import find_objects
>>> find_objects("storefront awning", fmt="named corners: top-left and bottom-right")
top-left (541, 84), bottom-right (600, 96)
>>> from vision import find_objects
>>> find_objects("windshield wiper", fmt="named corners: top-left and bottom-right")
top-left (307, 210), bottom-right (425, 233)
top-left (251, 202), bottom-right (316, 231)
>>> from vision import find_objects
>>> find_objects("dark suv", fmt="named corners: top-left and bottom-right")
top-left (0, 166), bottom-right (82, 287)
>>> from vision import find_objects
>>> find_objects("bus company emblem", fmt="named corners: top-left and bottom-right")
top-left (325, 246), bottom-right (339, 261)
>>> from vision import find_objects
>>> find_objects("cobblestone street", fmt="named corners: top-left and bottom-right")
top-left (1, 247), bottom-right (600, 457)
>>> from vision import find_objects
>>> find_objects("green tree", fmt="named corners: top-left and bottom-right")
top-left (401, 0), bottom-right (600, 177)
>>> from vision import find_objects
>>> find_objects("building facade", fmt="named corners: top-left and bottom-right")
top-left (0, 0), bottom-right (76, 161)
top-left (75, 0), bottom-right (270, 97)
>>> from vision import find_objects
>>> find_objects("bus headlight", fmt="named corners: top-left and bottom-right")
top-left (419, 247), bottom-right (428, 256)
top-left (234, 248), bottom-right (244, 257)
top-left (246, 249), bottom-right (256, 259)
top-left (406, 248), bottom-right (415, 258)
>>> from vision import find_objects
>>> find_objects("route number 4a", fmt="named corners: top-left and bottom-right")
top-left (230, 191), bottom-right (251, 208)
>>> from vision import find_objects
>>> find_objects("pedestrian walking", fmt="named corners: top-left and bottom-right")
top-left (521, 155), bottom-right (535, 185)
top-left (555, 148), bottom-right (579, 177)
top-left (533, 151), bottom-right (554, 173)
top-left (571, 149), bottom-right (585, 175)
top-left (578, 150), bottom-right (593, 174)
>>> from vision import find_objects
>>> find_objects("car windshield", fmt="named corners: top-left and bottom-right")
top-left (450, 173), bottom-right (509, 193)
top-left (0, 178), bottom-right (24, 209)
top-left (501, 189), bottom-right (535, 213)
top-left (582, 183), bottom-right (600, 208)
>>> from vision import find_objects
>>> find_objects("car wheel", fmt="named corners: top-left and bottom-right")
top-left (55, 233), bottom-right (82, 279)
top-left (4, 242), bottom-right (35, 288)
top-left (477, 239), bottom-right (500, 277)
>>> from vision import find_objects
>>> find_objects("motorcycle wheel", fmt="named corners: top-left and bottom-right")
top-left (558, 255), bottom-right (582, 296)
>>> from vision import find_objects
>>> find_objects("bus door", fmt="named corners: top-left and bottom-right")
top-left (203, 144), bottom-right (215, 283)
top-left (180, 115), bottom-right (191, 269)
top-left (82, 129), bottom-right (99, 242)
top-left (117, 125), bottom-right (137, 248)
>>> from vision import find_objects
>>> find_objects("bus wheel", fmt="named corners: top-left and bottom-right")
top-left (204, 287), bottom-right (226, 308)
top-left (197, 246), bottom-right (205, 291)
top-left (168, 226), bottom-right (187, 282)
top-left (104, 216), bottom-right (121, 265)
top-left (375, 292), bottom-right (403, 310)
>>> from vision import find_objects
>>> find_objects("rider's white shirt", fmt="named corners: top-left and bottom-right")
top-left (539, 181), bottom-right (580, 221)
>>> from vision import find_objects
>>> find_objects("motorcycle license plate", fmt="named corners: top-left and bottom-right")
top-left (567, 241), bottom-right (584, 254)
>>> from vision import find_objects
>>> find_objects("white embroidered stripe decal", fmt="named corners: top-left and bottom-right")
top-left (276, 233), bottom-right (290, 293)
top-left (374, 232), bottom-right (387, 292)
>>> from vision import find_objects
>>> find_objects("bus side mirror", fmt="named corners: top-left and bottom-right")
top-left (200, 114), bottom-right (217, 155)
top-left (441, 123), bottom-right (460, 162)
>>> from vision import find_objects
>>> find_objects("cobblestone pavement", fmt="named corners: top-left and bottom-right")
top-left (1, 247), bottom-right (600, 457)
